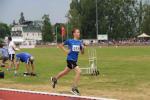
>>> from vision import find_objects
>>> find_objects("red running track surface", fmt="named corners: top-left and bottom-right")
top-left (0, 88), bottom-right (116, 100)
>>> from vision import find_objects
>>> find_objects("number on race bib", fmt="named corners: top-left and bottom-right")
top-left (72, 45), bottom-right (80, 52)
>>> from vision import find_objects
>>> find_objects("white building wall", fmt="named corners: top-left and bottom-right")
top-left (11, 25), bottom-right (24, 32)
top-left (22, 32), bottom-right (42, 41)
top-left (11, 25), bottom-right (42, 45)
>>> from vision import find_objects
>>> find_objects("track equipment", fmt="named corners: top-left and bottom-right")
top-left (81, 48), bottom-right (100, 76)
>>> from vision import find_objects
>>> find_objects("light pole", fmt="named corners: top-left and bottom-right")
top-left (66, 20), bottom-right (69, 39)
top-left (96, 0), bottom-right (99, 39)
top-left (55, 25), bottom-right (58, 44)
top-left (65, 14), bottom-right (71, 39)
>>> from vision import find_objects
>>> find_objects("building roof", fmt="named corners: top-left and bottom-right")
top-left (22, 26), bottom-right (41, 33)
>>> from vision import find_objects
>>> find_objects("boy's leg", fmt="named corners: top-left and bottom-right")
top-left (14, 57), bottom-right (21, 75)
top-left (55, 67), bottom-right (71, 79)
top-left (30, 63), bottom-right (36, 76)
top-left (2, 57), bottom-right (5, 64)
top-left (8, 54), bottom-right (15, 70)
top-left (22, 63), bottom-right (32, 76)
top-left (8, 60), bottom-right (12, 70)
top-left (1, 57), bottom-right (6, 67)
top-left (73, 66), bottom-right (81, 88)
top-left (71, 66), bottom-right (81, 95)
top-left (8, 55), bottom-right (12, 69)
top-left (31, 63), bottom-right (34, 73)
top-left (25, 64), bottom-right (30, 73)
top-left (0, 57), bottom-right (4, 67)
top-left (12, 60), bottom-right (15, 70)
top-left (12, 54), bottom-right (16, 69)
top-left (51, 67), bottom-right (71, 88)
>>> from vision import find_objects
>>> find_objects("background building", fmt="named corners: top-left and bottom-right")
top-left (11, 20), bottom-right (42, 48)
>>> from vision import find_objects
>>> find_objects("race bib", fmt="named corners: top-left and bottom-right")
top-left (72, 45), bottom-right (80, 52)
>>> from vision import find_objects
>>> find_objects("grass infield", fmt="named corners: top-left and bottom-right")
top-left (0, 46), bottom-right (150, 100)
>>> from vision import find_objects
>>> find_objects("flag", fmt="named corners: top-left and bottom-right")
top-left (61, 26), bottom-right (66, 37)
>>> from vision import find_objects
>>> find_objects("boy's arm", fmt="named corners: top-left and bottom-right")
top-left (58, 43), bottom-right (69, 54)
top-left (12, 43), bottom-right (20, 51)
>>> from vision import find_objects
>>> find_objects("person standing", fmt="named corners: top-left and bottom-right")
top-left (7, 36), bottom-right (19, 70)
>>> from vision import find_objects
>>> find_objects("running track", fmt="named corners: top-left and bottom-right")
top-left (0, 88), bottom-right (116, 100)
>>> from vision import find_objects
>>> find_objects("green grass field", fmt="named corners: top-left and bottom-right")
top-left (0, 46), bottom-right (150, 100)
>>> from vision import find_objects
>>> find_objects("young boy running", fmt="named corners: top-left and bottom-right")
top-left (51, 28), bottom-right (84, 95)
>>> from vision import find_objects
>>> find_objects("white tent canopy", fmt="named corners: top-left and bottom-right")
top-left (137, 33), bottom-right (150, 38)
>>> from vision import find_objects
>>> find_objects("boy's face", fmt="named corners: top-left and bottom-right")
top-left (73, 29), bottom-right (80, 39)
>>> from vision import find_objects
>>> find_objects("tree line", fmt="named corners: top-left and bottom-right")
top-left (68, 0), bottom-right (150, 40)
top-left (0, 0), bottom-right (149, 42)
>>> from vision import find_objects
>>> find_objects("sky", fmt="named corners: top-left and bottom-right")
top-left (0, 0), bottom-right (71, 25)
top-left (0, 0), bottom-right (147, 25)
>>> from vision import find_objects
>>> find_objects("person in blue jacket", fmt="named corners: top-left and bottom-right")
top-left (0, 43), bottom-right (9, 67)
top-left (15, 52), bottom-right (36, 76)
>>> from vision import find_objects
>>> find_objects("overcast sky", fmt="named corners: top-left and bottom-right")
top-left (0, 0), bottom-right (147, 25)
top-left (0, 0), bottom-right (71, 25)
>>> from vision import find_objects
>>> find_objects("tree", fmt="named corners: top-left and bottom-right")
top-left (142, 4), bottom-right (150, 34)
top-left (69, 0), bottom-right (139, 40)
top-left (69, 0), bottom-right (96, 39)
top-left (0, 23), bottom-right (10, 40)
top-left (42, 14), bottom-right (53, 42)
top-left (138, 1), bottom-right (144, 33)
